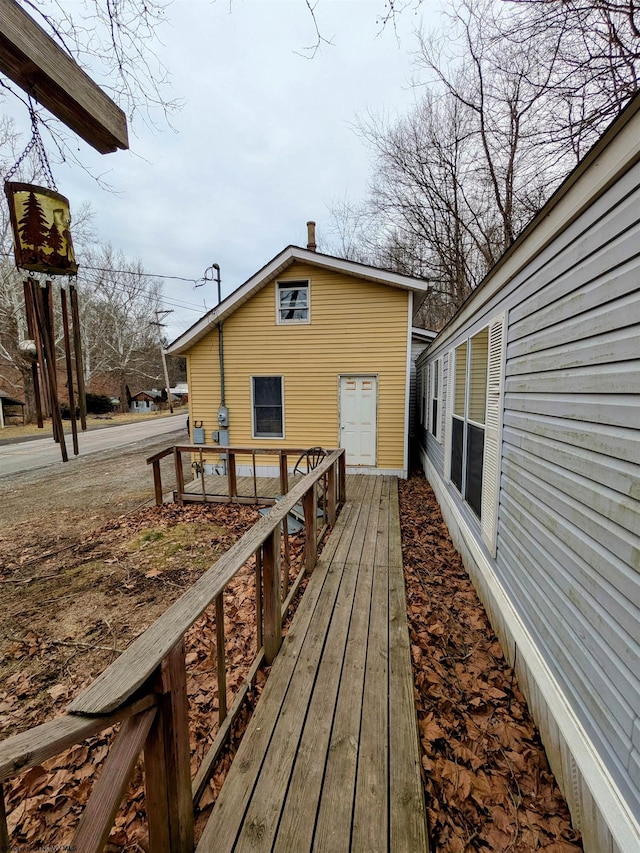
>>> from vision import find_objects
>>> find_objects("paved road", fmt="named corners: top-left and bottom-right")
top-left (0, 414), bottom-right (188, 478)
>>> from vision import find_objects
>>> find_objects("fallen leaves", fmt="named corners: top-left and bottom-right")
top-left (2, 501), bottom-right (304, 850)
top-left (400, 474), bottom-right (582, 852)
top-left (2, 477), bottom-right (584, 851)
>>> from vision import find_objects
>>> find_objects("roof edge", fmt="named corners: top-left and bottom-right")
top-left (166, 245), bottom-right (430, 355)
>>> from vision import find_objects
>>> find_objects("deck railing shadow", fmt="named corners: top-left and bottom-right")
top-left (0, 448), bottom-right (346, 853)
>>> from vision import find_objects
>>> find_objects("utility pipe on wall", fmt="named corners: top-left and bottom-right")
top-left (212, 263), bottom-right (225, 408)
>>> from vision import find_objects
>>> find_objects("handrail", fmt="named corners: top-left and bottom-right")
top-left (69, 449), bottom-right (344, 717)
top-left (146, 444), bottom-right (338, 464)
top-left (0, 446), bottom-right (346, 851)
top-left (0, 695), bottom-right (158, 784)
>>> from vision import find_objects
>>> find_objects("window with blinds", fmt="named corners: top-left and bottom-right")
top-left (430, 357), bottom-right (442, 440)
top-left (276, 280), bottom-right (310, 324)
top-left (252, 376), bottom-right (284, 438)
top-left (449, 327), bottom-right (490, 519)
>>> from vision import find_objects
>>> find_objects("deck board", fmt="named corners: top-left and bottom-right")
top-left (196, 475), bottom-right (429, 852)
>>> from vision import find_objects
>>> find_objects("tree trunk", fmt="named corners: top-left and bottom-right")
top-left (20, 363), bottom-right (38, 424)
top-left (120, 374), bottom-right (129, 414)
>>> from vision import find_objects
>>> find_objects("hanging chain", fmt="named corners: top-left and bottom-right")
top-left (4, 99), bottom-right (58, 191)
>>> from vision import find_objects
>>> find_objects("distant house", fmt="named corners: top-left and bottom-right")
top-left (130, 390), bottom-right (160, 412)
top-left (166, 239), bottom-right (431, 477)
top-left (170, 382), bottom-right (189, 403)
top-left (129, 389), bottom-right (178, 413)
top-left (0, 390), bottom-right (25, 428)
top-left (416, 93), bottom-right (640, 851)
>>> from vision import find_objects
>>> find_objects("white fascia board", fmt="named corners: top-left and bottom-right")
top-left (166, 246), bottom-right (430, 355)
top-left (411, 327), bottom-right (437, 342)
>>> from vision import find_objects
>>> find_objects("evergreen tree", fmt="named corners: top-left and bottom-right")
top-left (47, 222), bottom-right (63, 253)
top-left (18, 192), bottom-right (48, 250)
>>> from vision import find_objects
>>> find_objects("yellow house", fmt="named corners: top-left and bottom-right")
top-left (166, 238), bottom-right (430, 478)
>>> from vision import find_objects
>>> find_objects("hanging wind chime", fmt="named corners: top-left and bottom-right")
top-left (3, 102), bottom-right (87, 462)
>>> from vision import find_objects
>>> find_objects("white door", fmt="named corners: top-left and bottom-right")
top-left (339, 375), bottom-right (377, 466)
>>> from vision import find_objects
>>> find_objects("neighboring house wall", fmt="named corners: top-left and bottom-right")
top-left (131, 399), bottom-right (156, 412)
top-left (409, 331), bottom-right (435, 449)
top-left (186, 261), bottom-right (411, 473)
top-left (416, 100), bottom-right (640, 852)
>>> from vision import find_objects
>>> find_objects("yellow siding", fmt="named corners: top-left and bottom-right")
top-left (187, 262), bottom-right (410, 469)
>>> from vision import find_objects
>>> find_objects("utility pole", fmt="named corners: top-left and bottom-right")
top-left (151, 309), bottom-right (174, 414)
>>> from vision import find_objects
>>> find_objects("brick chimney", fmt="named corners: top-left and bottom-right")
top-left (306, 221), bottom-right (317, 252)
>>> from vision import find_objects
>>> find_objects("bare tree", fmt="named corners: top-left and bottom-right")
top-left (329, 0), bottom-right (638, 328)
top-left (77, 244), bottom-right (166, 411)
top-left (12, 0), bottom-right (178, 124)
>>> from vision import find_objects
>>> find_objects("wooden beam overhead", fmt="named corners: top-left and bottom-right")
top-left (0, 0), bottom-right (129, 154)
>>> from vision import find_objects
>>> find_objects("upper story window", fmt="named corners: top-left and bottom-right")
top-left (277, 280), bottom-right (310, 324)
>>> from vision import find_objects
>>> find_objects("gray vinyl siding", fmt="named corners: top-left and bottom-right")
top-left (416, 107), bottom-right (640, 843)
top-left (409, 338), bottom-right (431, 440)
top-left (418, 354), bottom-right (446, 475)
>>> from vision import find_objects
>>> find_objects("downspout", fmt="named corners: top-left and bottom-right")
top-left (213, 263), bottom-right (225, 408)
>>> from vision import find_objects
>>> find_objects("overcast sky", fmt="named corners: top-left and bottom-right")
top-left (4, 1), bottom-right (442, 340)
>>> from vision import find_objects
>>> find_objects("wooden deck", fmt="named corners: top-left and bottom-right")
top-left (182, 473), bottom-right (303, 505)
top-left (196, 474), bottom-right (429, 852)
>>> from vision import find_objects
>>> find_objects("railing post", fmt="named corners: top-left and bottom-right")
top-left (262, 528), bottom-right (282, 665)
top-left (152, 459), bottom-right (163, 506)
top-left (215, 593), bottom-right (227, 725)
top-left (174, 448), bottom-right (185, 506)
top-left (327, 461), bottom-right (337, 527)
top-left (279, 452), bottom-right (288, 495)
top-left (303, 484), bottom-right (318, 572)
top-left (0, 784), bottom-right (9, 853)
top-left (227, 451), bottom-right (237, 502)
top-left (338, 450), bottom-right (347, 504)
top-left (145, 641), bottom-right (194, 853)
top-left (255, 548), bottom-right (263, 651)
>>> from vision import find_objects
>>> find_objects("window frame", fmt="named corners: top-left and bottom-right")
top-left (450, 328), bottom-right (489, 520)
top-left (429, 357), bottom-right (442, 442)
top-left (251, 375), bottom-right (285, 439)
top-left (275, 279), bottom-right (311, 325)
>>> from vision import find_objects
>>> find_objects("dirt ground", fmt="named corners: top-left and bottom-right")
top-left (0, 427), bottom-right (241, 737)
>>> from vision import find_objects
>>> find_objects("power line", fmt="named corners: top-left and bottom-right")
top-left (0, 250), bottom-right (211, 313)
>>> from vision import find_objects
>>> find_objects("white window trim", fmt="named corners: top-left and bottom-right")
top-left (480, 313), bottom-right (506, 556)
top-left (251, 375), bottom-right (285, 440)
top-left (444, 351), bottom-right (454, 482)
top-left (445, 315), bottom-right (506, 555)
top-left (423, 363), bottom-right (430, 431)
top-left (430, 357), bottom-right (443, 443)
top-left (275, 279), bottom-right (311, 325)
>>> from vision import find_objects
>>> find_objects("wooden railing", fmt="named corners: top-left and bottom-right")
top-left (0, 449), bottom-right (346, 853)
top-left (147, 444), bottom-right (346, 507)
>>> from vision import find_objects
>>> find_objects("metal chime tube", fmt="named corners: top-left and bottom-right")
top-left (61, 287), bottom-right (79, 456)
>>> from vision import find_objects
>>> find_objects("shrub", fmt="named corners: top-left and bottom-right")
top-left (85, 393), bottom-right (114, 414)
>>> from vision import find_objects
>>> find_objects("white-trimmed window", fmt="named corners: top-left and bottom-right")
top-left (421, 366), bottom-right (427, 428)
top-left (276, 280), bottom-right (310, 324)
top-left (451, 327), bottom-right (488, 519)
top-left (252, 376), bottom-right (284, 438)
top-left (429, 357), bottom-right (442, 441)
top-left (444, 314), bottom-right (506, 555)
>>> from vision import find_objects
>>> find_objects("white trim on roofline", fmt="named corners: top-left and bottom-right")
top-left (166, 245), bottom-right (431, 355)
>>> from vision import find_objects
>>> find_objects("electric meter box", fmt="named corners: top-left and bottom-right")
top-left (217, 406), bottom-right (229, 427)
